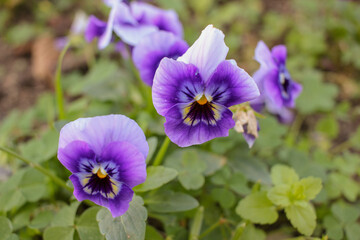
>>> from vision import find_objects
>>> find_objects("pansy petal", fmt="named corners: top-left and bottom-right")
top-left (108, 184), bottom-right (134, 217)
top-left (59, 115), bottom-right (149, 158)
top-left (178, 25), bottom-right (229, 82)
top-left (163, 103), bottom-right (235, 147)
top-left (85, 16), bottom-right (107, 42)
top-left (69, 174), bottom-right (133, 218)
top-left (243, 132), bottom-right (256, 148)
top-left (254, 41), bottom-right (277, 69)
top-left (113, 24), bottom-right (157, 46)
top-left (152, 58), bottom-right (204, 116)
top-left (98, 6), bottom-right (117, 49)
top-left (205, 60), bottom-right (260, 107)
top-left (57, 141), bottom-right (95, 173)
top-left (271, 45), bottom-right (287, 65)
top-left (132, 31), bottom-right (188, 85)
top-left (130, 2), bottom-right (183, 38)
top-left (263, 68), bottom-right (284, 109)
top-left (101, 141), bottom-right (146, 188)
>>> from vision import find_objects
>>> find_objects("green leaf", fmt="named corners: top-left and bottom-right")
top-left (165, 150), bottom-right (207, 190)
top-left (267, 185), bottom-right (291, 207)
top-left (76, 207), bottom-right (103, 240)
top-left (323, 215), bottom-right (343, 240)
top-left (146, 191), bottom-right (199, 213)
top-left (134, 166), bottom-right (178, 192)
top-left (228, 173), bottom-right (250, 195)
top-left (295, 69), bottom-right (338, 114)
top-left (316, 116), bottom-right (339, 139)
top-left (146, 137), bottom-right (158, 164)
top-left (19, 129), bottom-right (59, 163)
top-left (0, 216), bottom-right (13, 240)
top-left (145, 225), bottom-right (164, 240)
top-left (198, 151), bottom-right (225, 176)
top-left (43, 226), bottom-right (75, 240)
top-left (285, 202), bottom-right (316, 236)
top-left (97, 196), bottom-right (147, 240)
top-left (20, 168), bottom-right (47, 202)
top-left (211, 188), bottom-right (236, 209)
top-left (238, 223), bottom-right (266, 240)
top-left (327, 173), bottom-right (359, 202)
top-left (236, 191), bottom-right (278, 224)
top-left (299, 177), bottom-right (322, 200)
top-left (29, 210), bottom-right (54, 229)
top-left (345, 222), bottom-right (360, 240)
top-left (51, 202), bottom-right (80, 227)
top-left (254, 117), bottom-right (288, 150)
top-left (331, 201), bottom-right (360, 225)
top-left (230, 157), bottom-right (272, 185)
top-left (271, 165), bottom-right (299, 186)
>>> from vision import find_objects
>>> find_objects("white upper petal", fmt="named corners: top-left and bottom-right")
top-left (177, 25), bottom-right (229, 82)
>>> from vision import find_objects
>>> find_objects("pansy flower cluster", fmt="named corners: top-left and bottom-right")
top-left (56, 0), bottom-right (303, 218)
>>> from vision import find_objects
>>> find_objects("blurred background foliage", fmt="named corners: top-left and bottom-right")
top-left (0, 0), bottom-right (360, 239)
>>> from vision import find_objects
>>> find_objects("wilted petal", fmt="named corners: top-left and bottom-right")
top-left (178, 25), bottom-right (229, 82)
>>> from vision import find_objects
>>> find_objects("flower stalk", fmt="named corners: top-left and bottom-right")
top-left (152, 137), bottom-right (171, 166)
top-left (0, 146), bottom-right (73, 192)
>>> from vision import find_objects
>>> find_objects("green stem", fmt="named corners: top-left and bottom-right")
top-left (0, 146), bottom-right (73, 192)
top-left (152, 137), bottom-right (171, 166)
top-left (55, 41), bottom-right (71, 120)
top-left (331, 139), bottom-right (352, 155)
top-left (189, 206), bottom-right (204, 240)
top-left (128, 57), bottom-right (154, 113)
top-left (199, 218), bottom-right (224, 239)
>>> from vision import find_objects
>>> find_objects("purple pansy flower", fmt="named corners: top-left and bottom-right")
top-left (57, 115), bottom-right (148, 217)
top-left (152, 25), bottom-right (260, 147)
top-left (132, 31), bottom-right (188, 86)
top-left (85, 1), bottom-right (182, 49)
top-left (251, 41), bottom-right (302, 124)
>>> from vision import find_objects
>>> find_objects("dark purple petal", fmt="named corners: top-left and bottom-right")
top-left (152, 58), bottom-right (204, 116)
top-left (262, 68), bottom-right (285, 109)
top-left (132, 31), bottom-right (188, 86)
top-left (178, 25), bottom-right (228, 82)
top-left (101, 141), bottom-right (146, 188)
top-left (130, 2), bottom-right (183, 38)
top-left (205, 60), bottom-right (260, 107)
top-left (58, 115), bottom-right (149, 159)
top-left (57, 141), bottom-right (95, 173)
top-left (271, 45), bottom-right (287, 65)
top-left (69, 174), bottom-right (133, 217)
top-left (108, 184), bottom-right (134, 217)
top-left (85, 16), bottom-right (107, 42)
top-left (163, 103), bottom-right (235, 147)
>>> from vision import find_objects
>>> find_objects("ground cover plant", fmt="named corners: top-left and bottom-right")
top-left (0, 0), bottom-right (360, 239)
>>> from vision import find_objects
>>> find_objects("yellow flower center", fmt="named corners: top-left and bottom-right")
top-left (196, 95), bottom-right (208, 105)
top-left (96, 169), bottom-right (108, 179)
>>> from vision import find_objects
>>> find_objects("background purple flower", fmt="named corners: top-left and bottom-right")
top-left (57, 115), bottom-right (148, 218)
top-left (152, 25), bottom-right (260, 147)
top-left (251, 41), bottom-right (302, 124)
top-left (132, 31), bottom-right (188, 86)
top-left (85, 1), bottom-right (183, 49)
